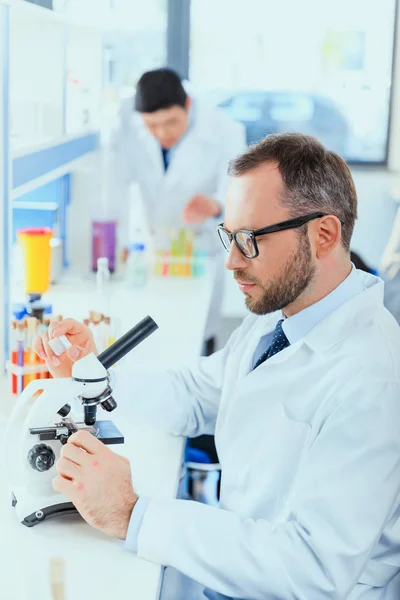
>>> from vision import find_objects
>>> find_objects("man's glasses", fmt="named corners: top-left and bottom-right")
top-left (216, 212), bottom-right (327, 259)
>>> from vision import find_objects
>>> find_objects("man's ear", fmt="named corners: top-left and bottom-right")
top-left (185, 96), bottom-right (192, 111)
top-left (315, 215), bottom-right (342, 259)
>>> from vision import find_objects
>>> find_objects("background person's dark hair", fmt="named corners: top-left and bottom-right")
top-left (228, 133), bottom-right (358, 252)
top-left (134, 68), bottom-right (187, 113)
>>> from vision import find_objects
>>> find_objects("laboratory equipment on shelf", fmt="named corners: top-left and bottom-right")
top-left (125, 243), bottom-right (148, 288)
top-left (8, 316), bottom-right (60, 395)
top-left (18, 227), bottom-right (53, 295)
top-left (17, 227), bottom-right (55, 320)
top-left (6, 316), bottom-right (158, 527)
top-left (96, 256), bottom-right (112, 315)
top-left (92, 220), bottom-right (117, 273)
top-left (153, 228), bottom-right (208, 278)
top-left (7, 312), bottom-right (121, 395)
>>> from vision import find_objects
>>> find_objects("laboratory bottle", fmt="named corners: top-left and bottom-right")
top-left (125, 243), bottom-right (148, 288)
top-left (96, 257), bottom-right (111, 315)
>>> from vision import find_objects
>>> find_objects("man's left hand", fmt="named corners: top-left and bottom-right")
top-left (182, 194), bottom-right (222, 225)
top-left (53, 430), bottom-right (137, 540)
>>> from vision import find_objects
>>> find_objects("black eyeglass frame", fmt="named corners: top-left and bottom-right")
top-left (216, 212), bottom-right (328, 259)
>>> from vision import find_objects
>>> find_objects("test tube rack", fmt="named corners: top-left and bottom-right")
top-left (153, 229), bottom-right (208, 278)
top-left (7, 312), bottom-right (119, 396)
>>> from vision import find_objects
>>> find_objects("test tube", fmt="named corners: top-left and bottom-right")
top-left (22, 320), bottom-right (30, 389)
top-left (25, 317), bottom-right (38, 383)
top-left (155, 250), bottom-right (163, 276)
top-left (103, 316), bottom-right (112, 349)
top-left (185, 231), bottom-right (193, 277)
top-left (10, 321), bottom-right (18, 394)
top-left (107, 316), bottom-right (117, 347)
top-left (49, 315), bottom-right (63, 323)
top-left (17, 322), bottom-right (25, 394)
top-left (177, 230), bottom-right (185, 277)
top-left (162, 251), bottom-right (170, 276)
top-left (38, 319), bottom-right (50, 379)
top-left (178, 229), bottom-right (185, 257)
top-left (89, 311), bottom-right (102, 350)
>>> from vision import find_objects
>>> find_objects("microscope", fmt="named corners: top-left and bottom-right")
top-left (5, 316), bottom-right (158, 527)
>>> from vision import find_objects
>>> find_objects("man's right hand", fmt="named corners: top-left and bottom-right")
top-left (33, 318), bottom-right (98, 379)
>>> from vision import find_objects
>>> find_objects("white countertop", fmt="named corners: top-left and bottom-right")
top-left (1, 266), bottom-right (215, 600)
top-left (0, 421), bottom-right (184, 600)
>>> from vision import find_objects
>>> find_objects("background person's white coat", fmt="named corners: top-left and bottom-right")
top-left (109, 99), bottom-right (246, 340)
top-left (381, 206), bottom-right (400, 323)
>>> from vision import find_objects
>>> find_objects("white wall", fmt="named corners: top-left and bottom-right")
top-left (9, 9), bottom-right (65, 149)
top-left (67, 152), bottom-right (101, 273)
top-left (66, 26), bottom-right (103, 136)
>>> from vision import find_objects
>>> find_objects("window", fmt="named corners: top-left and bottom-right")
top-left (100, 0), bottom-right (167, 135)
top-left (102, 0), bottom-right (167, 93)
top-left (190, 0), bottom-right (397, 164)
top-left (62, 0), bottom-right (167, 135)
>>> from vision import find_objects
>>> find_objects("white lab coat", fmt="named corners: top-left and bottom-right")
top-left (110, 99), bottom-right (246, 340)
top-left (113, 271), bottom-right (400, 600)
top-left (381, 206), bottom-right (400, 323)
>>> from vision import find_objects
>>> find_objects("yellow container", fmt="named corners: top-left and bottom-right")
top-left (18, 227), bottom-right (53, 294)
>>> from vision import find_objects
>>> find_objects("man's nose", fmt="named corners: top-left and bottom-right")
top-left (225, 242), bottom-right (248, 271)
top-left (155, 126), bottom-right (167, 139)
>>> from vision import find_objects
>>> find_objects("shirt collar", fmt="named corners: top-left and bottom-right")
top-left (282, 265), bottom-right (365, 345)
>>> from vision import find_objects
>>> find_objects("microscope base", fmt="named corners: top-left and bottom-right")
top-left (11, 488), bottom-right (80, 527)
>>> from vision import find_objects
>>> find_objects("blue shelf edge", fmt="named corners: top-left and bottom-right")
top-left (12, 131), bottom-right (100, 189)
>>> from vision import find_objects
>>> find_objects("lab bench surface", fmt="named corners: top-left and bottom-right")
top-left (0, 420), bottom-right (184, 600)
top-left (1, 265), bottom-right (215, 600)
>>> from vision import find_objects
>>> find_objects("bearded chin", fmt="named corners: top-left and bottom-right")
top-left (246, 235), bottom-right (316, 316)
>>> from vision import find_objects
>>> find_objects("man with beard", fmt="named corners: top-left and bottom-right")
top-left (35, 133), bottom-right (400, 600)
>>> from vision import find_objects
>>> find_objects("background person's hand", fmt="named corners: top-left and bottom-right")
top-left (182, 194), bottom-right (222, 225)
top-left (33, 318), bottom-right (97, 378)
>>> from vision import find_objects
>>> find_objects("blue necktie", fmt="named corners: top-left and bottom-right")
top-left (161, 148), bottom-right (170, 171)
top-left (253, 319), bottom-right (290, 370)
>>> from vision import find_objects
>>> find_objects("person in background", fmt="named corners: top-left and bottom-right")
top-left (111, 68), bottom-right (245, 473)
top-left (381, 207), bottom-right (400, 323)
top-left (110, 67), bottom-right (246, 356)
top-left (36, 134), bottom-right (400, 600)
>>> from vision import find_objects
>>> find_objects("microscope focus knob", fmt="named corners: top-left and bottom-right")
top-left (28, 444), bottom-right (56, 472)
top-left (57, 403), bottom-right (71, 417)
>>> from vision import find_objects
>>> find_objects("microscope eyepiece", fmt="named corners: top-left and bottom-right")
top-left (79, 316), bottom-right (158, 427)
top-left (97, 316), bottom-right (158, 370)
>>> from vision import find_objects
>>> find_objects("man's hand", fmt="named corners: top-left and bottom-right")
top-left (53, 430), bottom-right (138, 540)
top-left (182, 194), bottom-right (222, 225)
top-left (33, 318), bottom-right (97, 378)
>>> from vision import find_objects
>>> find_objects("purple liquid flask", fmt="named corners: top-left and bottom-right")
top-left (92, 220), bottom-right (116, 273)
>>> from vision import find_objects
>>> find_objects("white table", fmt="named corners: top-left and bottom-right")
top-left (0, 266), bottom-right (215, 600)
